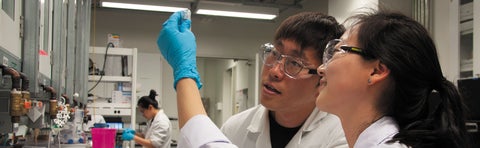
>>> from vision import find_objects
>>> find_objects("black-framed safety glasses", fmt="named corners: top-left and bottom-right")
top-left (323, 39), bottom-right (367, 67)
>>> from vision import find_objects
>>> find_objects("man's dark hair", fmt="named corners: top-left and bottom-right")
top-left (274, 12), bottom-right (345, 60)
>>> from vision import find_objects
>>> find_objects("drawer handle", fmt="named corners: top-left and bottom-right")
top-left (466, 122), bottom-right (478, 132)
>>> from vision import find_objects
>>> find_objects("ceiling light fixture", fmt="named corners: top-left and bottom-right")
top-left (196, 1), bottom-right (278, 20)
top-left (101, 1), bottom-right (189, 13)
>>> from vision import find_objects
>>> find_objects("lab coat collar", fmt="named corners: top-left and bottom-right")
top-left (148, 109), bottom-right (165, 127)
top-left (302, 108), bottom-right (328, 132)
top-left (354, 116), bottom-right (399, 147)
top-left (246, 105), bottom-right (268, 133)
top-left (246, 106), bottom-right (328, 133)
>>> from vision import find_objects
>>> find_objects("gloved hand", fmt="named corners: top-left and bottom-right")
top-left (157, 11), bottom-right (202, 90)
top-left (122, 128), bottom-right (135, 141)
top-left (123, 128), bottom-right (135, 134)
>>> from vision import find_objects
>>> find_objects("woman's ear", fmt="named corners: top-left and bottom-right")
top-left (148, 105), bottom-right (153, 110)
top-left (368, 61), bottom-right (390, 85)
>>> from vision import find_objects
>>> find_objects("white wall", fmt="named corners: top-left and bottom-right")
top-left (233, 60), bottom-right (250, 112)
top-left (475, 1), bottom-right (480, 76)
top-left (199, 58), bottom-right (218, 124)
top-left (0, 0), bottom-right (22, 58)
top-left (328, 0), bottom-right (379, 23)
top-left (161, 58), bottom-right (176, 116)
top-left (221, 60), bottom-right (236, 124)
top-left (137, 52), bottom-right (162, 100)
top-left (199, 58), bottom-right (228, 126)
top-left (235, 61), bottom-right (250, 90)
top-left (379, 0), bottom-right (412, 17)
top-left (90, 8), bottom-right (276, 60)
top-left (159, 56), bottom-right (180, 140)
top-left (434, 0), bottom-right (460, 82)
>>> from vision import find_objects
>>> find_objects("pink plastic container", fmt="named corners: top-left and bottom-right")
top-left (91, 128), bottom-right (117, 148)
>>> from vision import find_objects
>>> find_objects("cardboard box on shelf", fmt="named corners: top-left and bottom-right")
top-left (108, 33), bottom-right (121, 48)
top-left (112, 90), bottom-right (132, 104)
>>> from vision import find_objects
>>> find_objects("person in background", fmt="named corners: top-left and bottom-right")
top-left (123, 90), bottom-right (172, 148)
top-left (157, 11), bottom-right (238, 148)
top-left (315, 8), bottom-right (468, 148)
top-left (220, 12), bottom-right (347, 148)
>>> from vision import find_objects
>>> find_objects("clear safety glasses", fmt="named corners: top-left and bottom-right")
top-left (323, 39), bottom-right (366, 68)
top-left (260, 43), bottom-right (317, 79)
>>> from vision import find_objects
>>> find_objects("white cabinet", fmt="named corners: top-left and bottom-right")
top-left (87, 46), bottom-right (137, 129)
top-left (459, 0), bottom-right (480, 78)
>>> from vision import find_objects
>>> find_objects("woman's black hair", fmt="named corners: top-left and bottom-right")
top-left (348, 8), bottom-right (468, 148)
top-left (137, 89), bottom-right (160, 109)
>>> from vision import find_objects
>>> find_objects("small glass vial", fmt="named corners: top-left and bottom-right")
top-left (122, 140), bottom-right (131, 148)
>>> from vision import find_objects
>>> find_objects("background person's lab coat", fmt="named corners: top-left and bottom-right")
top-left (143, 109), bottom-right (172, 148)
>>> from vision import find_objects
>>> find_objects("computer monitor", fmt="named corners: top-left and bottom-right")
top-left (458, 78), bottom-right (480, 120)
top-left (106, 122), bottom-right (124, 129)
top-left (104, 117), bottom-right (124, 129)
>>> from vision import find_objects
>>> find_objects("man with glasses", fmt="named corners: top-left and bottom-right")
top-left (220, 12), bottom-right (348, 148)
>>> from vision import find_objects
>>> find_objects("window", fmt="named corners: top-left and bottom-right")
top-left (2, 0), bottom-right (15, 20)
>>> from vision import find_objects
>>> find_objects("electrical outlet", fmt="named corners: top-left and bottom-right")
top-left (3, 56), bottom-right (8, 66)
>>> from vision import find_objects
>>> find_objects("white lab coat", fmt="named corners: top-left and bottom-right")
top-left (178, 115), bottom-right (238, 148)
top-left (354, 116), bottom-right (409, 148)
top-left (143, 110), bottom-right (172, 148)
top-left (221, 105), bottom-right (348, 148)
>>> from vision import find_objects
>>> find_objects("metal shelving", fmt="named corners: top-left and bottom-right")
top-left (87, 46), bottom-right (137, 132)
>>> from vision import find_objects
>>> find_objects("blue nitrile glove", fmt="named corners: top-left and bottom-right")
top-left (122, 132), bottom-right (134, 140)
top-left (122, 129), bottom-right (135, 141)
top-left (157, 11), bottom-right (202, 90)
top-left (123, 128), bottom-right (135, 134)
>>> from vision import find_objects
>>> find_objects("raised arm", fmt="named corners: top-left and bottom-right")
top-left (157, 11), bottom-right (204, 128)
top-left (176, 78), bottom-right (207, 127)
top-left (156, 11), bottom-right (237, 148)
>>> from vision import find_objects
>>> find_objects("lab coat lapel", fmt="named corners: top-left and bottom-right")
top-left (247, 106), bottom-right (272, 148)
top-left (145, 110), bottom-right (164, 139)
top-left (302, 108), bottom-right (327, 132)
top-left (285, 108), bottom-right (328, 148)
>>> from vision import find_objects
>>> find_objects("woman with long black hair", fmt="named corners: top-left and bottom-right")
top-left (315, 8), bottom-right (468, 148)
